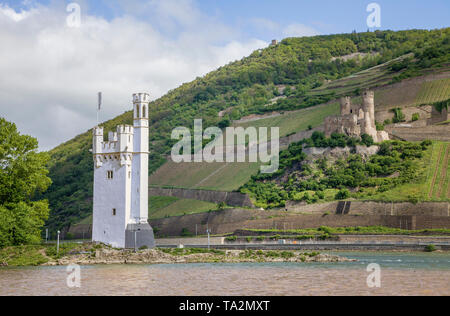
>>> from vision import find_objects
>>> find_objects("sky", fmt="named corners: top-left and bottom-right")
top-left (0, 0), bottom-right (449, 150)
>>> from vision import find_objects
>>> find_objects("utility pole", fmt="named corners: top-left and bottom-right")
top-left (206, 229), bottom-right (211, 250)
top-left (57, 231), bottom-right (60, 255)
top-left (134, 230), bottom-right (137, 253)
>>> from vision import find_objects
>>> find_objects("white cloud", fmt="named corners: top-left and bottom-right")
top-left (0, 1), bottom-right (267, 150)
top-left (282, 23), bottom-right (320, 37)
top-left (0, 3), bottom-right (36, 21)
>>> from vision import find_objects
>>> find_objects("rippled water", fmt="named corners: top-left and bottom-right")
top-left (1, 252), bottom-right (449, 296)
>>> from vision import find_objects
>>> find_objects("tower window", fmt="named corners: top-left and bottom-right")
top-left (107, 170), bottom-right (114, 179)
top-left (112, 209), bottom-right (116, 216)
top-left (128, 171), bottom-right (131, 179)
top-left (143, 106), bottom-right (146, 118)
top-left (136, 105), bottom-right (140, 118)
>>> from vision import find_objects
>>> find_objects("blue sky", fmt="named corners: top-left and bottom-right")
top-left (4, 0), bottom-right (450, 39)
top-left (5, 0), bottom-right (450, 40)
top-left (0, 0), bottom-right (448, 150)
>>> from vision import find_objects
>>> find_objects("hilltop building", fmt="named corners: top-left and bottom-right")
top-left (92, 93), bottom-right (155, 249)
top-left (270, 39), bottom-right (278, 46)
top-left (324, 90), bottom-right (389, 143)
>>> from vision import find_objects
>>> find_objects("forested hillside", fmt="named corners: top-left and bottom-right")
top-left (41, 28), bottom-right (450, 230)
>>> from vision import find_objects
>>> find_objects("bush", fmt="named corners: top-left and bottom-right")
top-left (335, 189), bottom-right (350, 200)
top-left (391, 108), bottom-right (406, 123)
top-left (408, 194), bottom-right (420, 205)
top-left (411, 113), bottom-right (420, 122)
top-left (361, 134), bottom-right (374, 146)
top-left (375, 121), bottom-right (384, 131)
top-left (180, 228), bottom-right (193, 237)
top-left (424, 244), bottom-right (436, 252)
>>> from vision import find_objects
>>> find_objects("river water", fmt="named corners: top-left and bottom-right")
top-left (1, 252), bottom-right (449, 296)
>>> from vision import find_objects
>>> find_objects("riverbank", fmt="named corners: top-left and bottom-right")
top-left (0, 243), bottom-right (355, 267)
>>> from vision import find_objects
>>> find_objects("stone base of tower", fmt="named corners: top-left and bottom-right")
top-left (125, 223), bottom-right (156, 249)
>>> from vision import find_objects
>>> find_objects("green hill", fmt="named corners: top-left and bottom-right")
top-left (41, 28), bottom-right (450, 230)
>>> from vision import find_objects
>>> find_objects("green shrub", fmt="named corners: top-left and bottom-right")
top-left (335, 189), bottom-right (350, 200)
top-left (408, 194), bottom-right (420, 204)
top-left (180, 228), bottom-right (193, 237)
top-left (411, 113), bottom-right (420, 122)
top-left (391, 108), bottom-right (406, 123)
top-left (424, 244), bottom-right (436, 252)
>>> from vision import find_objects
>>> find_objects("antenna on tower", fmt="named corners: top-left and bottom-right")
top-left (97, 92), bottom-right (102, 126)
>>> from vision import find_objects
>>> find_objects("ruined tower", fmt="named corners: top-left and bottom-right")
top-left (340, 96), bottom-right (351, 115)
top-left (362, 90), bottom-right (376, 130)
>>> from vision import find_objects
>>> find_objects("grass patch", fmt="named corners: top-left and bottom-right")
top-left (149, 198), bottom-right (219, 220)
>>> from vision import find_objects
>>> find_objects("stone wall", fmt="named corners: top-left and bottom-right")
top-left (286, 201), bottom-right (449, 217)
top-left (149, 205), bottom-right (450, 237)
top-left (148, 187), bottom-right (254, 208)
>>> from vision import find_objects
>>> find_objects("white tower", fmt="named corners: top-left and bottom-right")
top-left (92, 93), bottom-right (155, 249)
top-left (131, 93), bottom-right (150, 223)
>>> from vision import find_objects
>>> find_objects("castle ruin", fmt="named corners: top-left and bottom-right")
top-left (324, 90), bottom-right (389, 143)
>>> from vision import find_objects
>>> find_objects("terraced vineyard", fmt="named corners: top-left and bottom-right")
top-left (309, 55), bottom-right (408, 97)
top-left (427, 142), bottom-right (450, 200)
top-left (149, 102), bottom-right (339, 191)
top-left (415, 78), bottom-right (450, 105)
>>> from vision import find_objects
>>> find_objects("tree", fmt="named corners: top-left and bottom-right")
top-left (0, 118), bottom-right (51, 247)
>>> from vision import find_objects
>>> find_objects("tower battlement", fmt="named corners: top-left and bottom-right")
top-left (133, 93), bottom-right (150, 104)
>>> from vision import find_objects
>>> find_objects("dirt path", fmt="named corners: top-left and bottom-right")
top-left (429, 144), bottom-right (444, 198)
top-left (437, 144), bottom-right (449, 198)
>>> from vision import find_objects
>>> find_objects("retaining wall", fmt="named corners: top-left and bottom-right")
top-left (286, 201), bottom-right (449, 217)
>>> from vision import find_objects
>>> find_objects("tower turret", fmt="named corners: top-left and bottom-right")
top-left (131, 93), bottom-right (150, 223)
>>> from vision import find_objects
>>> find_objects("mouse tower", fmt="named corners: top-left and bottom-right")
top-left (92, 93), bottom-right (155, 249)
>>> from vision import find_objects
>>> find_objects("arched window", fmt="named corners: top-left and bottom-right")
top-left (143, 106), bottom-right (146, 118)
top-left (136, 105), bottom-right (140, 118)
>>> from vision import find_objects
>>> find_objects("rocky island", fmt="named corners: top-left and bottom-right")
top-left (40, 244), bottom-right (355, 266)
